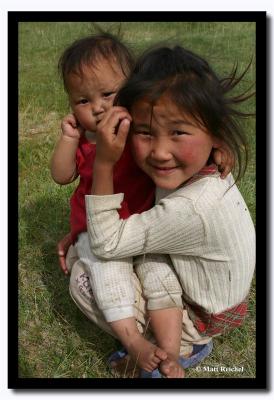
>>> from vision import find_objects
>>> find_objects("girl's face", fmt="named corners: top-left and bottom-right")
top-left (66, 59), bottom-right (126, 132)
top-left (130, 94), bottom-right (218, 190)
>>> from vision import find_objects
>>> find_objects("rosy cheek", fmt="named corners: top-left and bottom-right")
top-left (130, 137), bottom-right (147, 164)
top-left (177, 145), bottom-right (196, 164)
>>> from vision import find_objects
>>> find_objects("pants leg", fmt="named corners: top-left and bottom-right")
top-left (68, 244), bottom-right (212, 356)
top-left (69, 254), bottom-right (151, 339)
top-left (134, 254), bottom-right (183, 310)
top-left (74, 232), bottom-right (136, 322)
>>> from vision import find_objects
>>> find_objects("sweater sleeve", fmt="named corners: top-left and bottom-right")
top-left (85, 193), bottom-right (205, 259)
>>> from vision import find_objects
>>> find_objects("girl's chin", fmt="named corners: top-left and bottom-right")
top-left (153, 179), bottom-right (185, 191)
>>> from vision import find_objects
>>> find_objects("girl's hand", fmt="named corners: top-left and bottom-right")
top-left (95, 107), bottom-right (132, 167)
top-left (61, 113), bottom-right (85, 141)
top-left (212, 143), bottom-right (235, 179)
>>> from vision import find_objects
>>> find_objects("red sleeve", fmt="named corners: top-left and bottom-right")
top-left (118, 200), bottom-right (131, 219)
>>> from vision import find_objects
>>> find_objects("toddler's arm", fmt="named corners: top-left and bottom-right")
top-left (212, 143), bottom-right (235, 179)
top-left (50, 114), bottom-right (84, 184)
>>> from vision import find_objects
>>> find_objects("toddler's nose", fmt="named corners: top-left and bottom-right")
top-left (92, 106), bottom-right (104, 116)
top-left (92, 99), bottom-right (104, 116)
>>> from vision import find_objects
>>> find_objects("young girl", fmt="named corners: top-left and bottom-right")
top-left (84, 44), bottom-right (255, 378)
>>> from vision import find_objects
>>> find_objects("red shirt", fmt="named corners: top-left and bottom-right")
top-left (70, 134), bottom-right (155, 243)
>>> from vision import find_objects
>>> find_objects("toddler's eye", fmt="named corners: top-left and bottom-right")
top-left (79, 99), bottom-right (88, 104)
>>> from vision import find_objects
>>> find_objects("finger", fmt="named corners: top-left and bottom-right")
top-left (57, 242), bottom-right (66, 255)
top-left (59, 256), bottom-right (69, 275)
top-left (116, 118), bottom-right (130, 141)
top-left (70, 113), bottom-right (79, 125)
top-left (106, 106), bottom-right (131, 117)
top-left (57, 233), bottom-right (72, 254)
top-left (220, 164), bottom-right (230, 179)
top-left (63, 114), bottom-right (77, 127)
top-left (62, 238), bottom-right (72, 252)
top-left (100, 109), bottom-right (132, 130)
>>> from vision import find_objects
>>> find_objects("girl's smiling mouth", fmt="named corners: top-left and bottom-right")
top-left (149, 164), bottom-right (180, 175)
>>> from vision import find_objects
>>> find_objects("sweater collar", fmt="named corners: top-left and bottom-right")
top-left (182, 164), bottom-right (219, 188)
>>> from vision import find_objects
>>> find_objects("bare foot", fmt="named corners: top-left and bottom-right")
top-left (159, 356), bottom-right (185, 378)
top-left (126, 333), bottom-right (167, 372)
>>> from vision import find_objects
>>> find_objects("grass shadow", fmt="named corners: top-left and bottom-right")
top-left (19, 194), bottom-right (118, 376)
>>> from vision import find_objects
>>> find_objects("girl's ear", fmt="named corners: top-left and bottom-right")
top-left (212, 137), bottom-right (223, 149)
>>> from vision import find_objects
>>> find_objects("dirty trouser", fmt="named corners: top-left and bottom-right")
top-left (67, 244), bottom-right (212, 356)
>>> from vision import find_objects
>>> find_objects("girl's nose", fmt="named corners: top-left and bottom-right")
top-left (150, 139), bottom-right (172, 161)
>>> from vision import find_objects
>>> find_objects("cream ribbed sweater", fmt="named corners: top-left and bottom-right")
top-left (85, 173), bottom-right (255, 314)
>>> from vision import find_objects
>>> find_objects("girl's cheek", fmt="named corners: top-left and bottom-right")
top-left (177, 145), bottom-right (196, 163)
top-left (130, 137), bottom-right (147, 162)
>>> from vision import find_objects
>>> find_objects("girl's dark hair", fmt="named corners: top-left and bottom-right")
top-left (58, 32), bottom-right (134, 90)
top-left (116, 45), bottom-right (254, 182)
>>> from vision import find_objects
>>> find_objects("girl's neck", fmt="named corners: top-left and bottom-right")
top-left (156, 164), bottom-right (219, 203)
top-left (182, 163), bottom-right (218, 188)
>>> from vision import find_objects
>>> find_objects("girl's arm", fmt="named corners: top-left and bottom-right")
top-left (91, 107), bottom-right (132, 195)
top-left (86, 192), bottom-right (205, 259)
top-left (50, 114), bottom-right (84, 184)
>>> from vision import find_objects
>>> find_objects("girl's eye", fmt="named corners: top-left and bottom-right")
top-left (103, 91), bottom-right (115, 98)
top-left (135, 131), bottom-right (151, 137)
top-left (173, 130), bottom-right (188, 136)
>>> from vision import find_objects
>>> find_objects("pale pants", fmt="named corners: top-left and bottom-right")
top-left (68, 234), bottom-right (211, 356)
top-left (75, 233), bottom-right (136, 322)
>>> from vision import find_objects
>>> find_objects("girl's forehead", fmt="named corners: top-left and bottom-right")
top-left (132, 95), bottom-right (186, 121)
top-left (131, 94), bottom-right (204, 130)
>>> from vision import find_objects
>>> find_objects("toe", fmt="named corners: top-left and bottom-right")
top-left (155, 347), bottom-right (168, 361)
top-left (159, 360), bottom-right (170, 377)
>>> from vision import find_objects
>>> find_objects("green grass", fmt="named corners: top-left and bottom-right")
top-left (19, 21), bottom-right (256, 379)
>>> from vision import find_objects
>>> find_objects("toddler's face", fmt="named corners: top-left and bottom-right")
top-left (130, 94), bottom-right (218, 190)
top-left (66, 59), bottom-right (126, 132)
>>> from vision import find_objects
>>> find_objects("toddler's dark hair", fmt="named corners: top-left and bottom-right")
top-left (116, 44), bottom-right (254, 181)
top-left (58, 32), bottom-right (134, 91)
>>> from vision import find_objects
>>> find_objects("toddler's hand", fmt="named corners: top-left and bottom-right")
top-left (95, 107), bottom-right (132, 166)
top-left (61, 114), bottom-right (85, 140)
top-left (212, 144), bottom-right (235, 179)
top-left (57, 233), bottom-right (72, 275)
